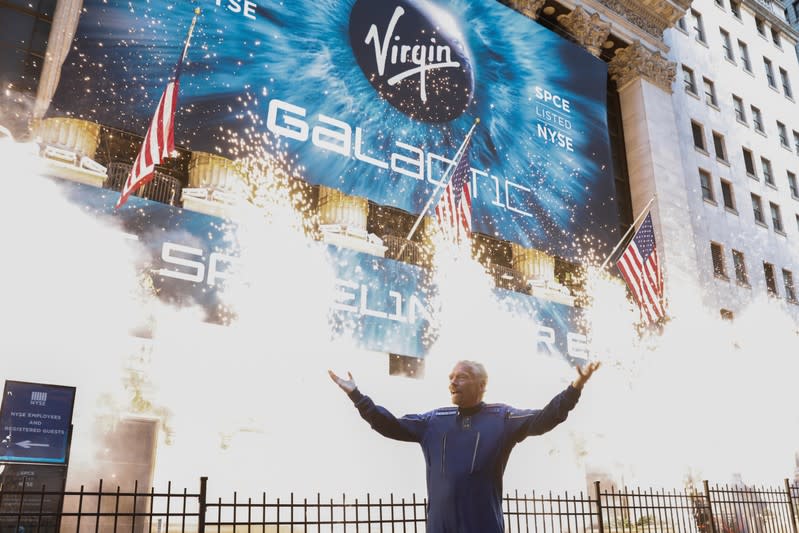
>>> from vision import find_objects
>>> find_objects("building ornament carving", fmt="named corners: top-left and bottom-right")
top-left (595, 0), bottom-right (689, 40)
top-left (557, 6), bottom-right (611, 56)
top-left (608, 40), bottom-right (676, 92)
top-left (506, 0), bottom-right (546, 20)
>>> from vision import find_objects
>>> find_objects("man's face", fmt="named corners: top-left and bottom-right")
top-left (448, 362), bottom-right (484, 408)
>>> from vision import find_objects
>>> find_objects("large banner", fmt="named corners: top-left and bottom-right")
top-left (53, 178), bottom-right (588, 361)
top-left (49, 0), bottom-right (619, 261)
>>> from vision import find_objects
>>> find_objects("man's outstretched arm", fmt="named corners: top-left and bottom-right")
top-left (328, 369), bottom-right (427, 443)
top-left (509, 361), bottom-right (600, 441)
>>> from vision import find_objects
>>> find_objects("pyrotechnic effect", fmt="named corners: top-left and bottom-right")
top-left (0, 135), bottom-right (797, 501)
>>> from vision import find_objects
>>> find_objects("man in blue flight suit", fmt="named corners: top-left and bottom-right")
top-left (329, 359), bottom-right (599, 533)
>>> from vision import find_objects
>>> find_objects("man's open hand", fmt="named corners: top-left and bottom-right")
top-left (328, 369), bottom-right (357, 394)
top-left (571, 361), bottom-right (600, 390)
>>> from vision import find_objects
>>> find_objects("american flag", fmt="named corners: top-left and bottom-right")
top-left (434, 133), bottom-right (473, 241)
top-left (116, 10), bottom-right (199, 208)
top-left (616, 213), bottom-right (666, 322)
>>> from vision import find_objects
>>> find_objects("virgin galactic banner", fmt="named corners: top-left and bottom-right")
top-left (53, 178), bottom-right (587, 362)
top-left (48, 0), bottom-right (620, 261)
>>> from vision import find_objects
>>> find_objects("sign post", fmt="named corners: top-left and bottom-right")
top-left (0, 380), bottom-right (76, 532)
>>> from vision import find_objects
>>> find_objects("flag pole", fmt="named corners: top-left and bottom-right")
top-left (599, 195), bottom-right (656, 271)
top-left (405, 118), bottom-right (480, 242)
top-left (180, 8), bottom-right (201, 66)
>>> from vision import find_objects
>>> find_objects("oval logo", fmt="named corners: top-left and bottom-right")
top-left (349, 0), bottom-right (474, 123)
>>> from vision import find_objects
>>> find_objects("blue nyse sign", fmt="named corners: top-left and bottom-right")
top-left (0, 381), bottom-right (76, 464)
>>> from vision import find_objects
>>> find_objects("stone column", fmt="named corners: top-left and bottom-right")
top-left (557, 6), bottom-right (612, 57)
top-left (36, 117), bottom-right (100, 159)
top-left (188, 152), bottom-right (245, 192)
top-left (33, 0), bottom-right (83, 122)
top-left (608, 41), bottom-right (703, 313)
top-left (510, 244), bottom-right (574, 305)
top-left (507, 0), bottom-right (546, 20)
top-left (318, 185), bottom-right (385, 256)
top-left (511, 244), bottom-right (556, 284)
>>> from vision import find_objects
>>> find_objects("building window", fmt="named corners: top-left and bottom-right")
top-left (788, 171), bottom-right (798, 198)
top-left (752, 193), bottom-right (765, 223)
top-left (772, 28), bottom-right (781, 47)
top-left (764, 262), bottom-right (778, 296)
top-left (712, 131), bottom-right (726, 161)
top-left (742, 147), bottom-right (756, 176)
top-left (762, 157), bottom-right (774, 185)
top-left (770, 202), bottom-right (783, 232)
top-left (721, 29), bottom-right (735, 61)
top-left (764, 58), bottom-right (776, 87)
top-left (751, 106), bottom-right (764, 132)
top-left (692, 121), bottom-right (706, 151)
top-left (676, 16), bottom-right (687, 31)
top-left (711, 242), bottom-right (727, 279)
top-left (732, 250), bottom-right (748, 285)
top-left (703, 78), bottom-right (717, 106)
top-left (794, 131), bottom-right (799, 153)
top-left (683, 65), bottom-right (697, 94)
top-left (784, 269), bottom-right (797, 303)
top-left (778, 122), bottom-right (789, 147)
top-left (732, 95), bottom-right (746, 122)
top-left (738, 41), bottom-right (751, 71)
top-left (731, 0), bottom-right (741, 18)
top-left (780, 68), bottom-right (793, 98)
top-left (720, 179), bottom-right (735, 210)
top-left (715, 0), bottom-right (725, 7)
top-left (755, 17), bottom-right (766, 36)
top-left (699, 169), bottom-right (714, 201)
top-left (691, 9), bottom-right (706, 42)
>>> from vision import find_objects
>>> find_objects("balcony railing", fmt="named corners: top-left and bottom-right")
top-left (105, 162), bottom-right (182, 206)
top-left (382, 234), bottom-right (431, 267)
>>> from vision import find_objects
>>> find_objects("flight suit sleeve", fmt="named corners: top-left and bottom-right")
top-left (506, 385), bottom-right (581, 442)
top-left (348, 389), bottom-right (428, 443)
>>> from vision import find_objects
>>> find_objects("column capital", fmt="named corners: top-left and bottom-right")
top-left (506, 0), bottom-right (546, 20)
top-left (557, 6), bottom-right (612, 57)
top-left (596, 0), bottom-right (690, 40)
top-left (608, 41), bottom-right (675, 93)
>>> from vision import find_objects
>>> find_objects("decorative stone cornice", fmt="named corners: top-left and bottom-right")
top-left (608, 41), bottom-right (676, 92)
top-left (595, 0), bottom-right (689, 40)
top-left (557, 6), bottom-right (612, 56)
top-left (506, 0), bottom-right (546, 20)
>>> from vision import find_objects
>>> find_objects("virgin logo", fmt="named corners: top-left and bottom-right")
top-left (349, 0), bottom-right (474, 123)
top-left (365, 6), bottom-right (460, 103)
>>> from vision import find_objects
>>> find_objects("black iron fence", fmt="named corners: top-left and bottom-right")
top-left (1, 476), bottom-right (797, 533)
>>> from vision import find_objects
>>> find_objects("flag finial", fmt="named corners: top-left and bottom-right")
top-left (194, 7), bottom-right (201, 15)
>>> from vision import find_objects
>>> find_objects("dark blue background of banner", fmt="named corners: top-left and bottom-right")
top-left (48, 0), bottom-right (619, 262)
top-left (52, 178), bottom-right (585, 360)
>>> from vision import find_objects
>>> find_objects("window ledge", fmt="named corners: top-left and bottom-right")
top-left (724, 206), bottom-right (738, 215)
top-left (736, 281), bottom-right (751, 289)
top-left (765, 182), bottom-right (778, 191)
top-left (735, 118), bottom-right (748, 127)
top-left (716, 157), bottom-right (730, 166)
top-left (775, 228), bottom-right (787, 236)
top-left (747, 172), bottom-right (759, 180)
top-left (695, 38), bottom-right (708, 47)
top-left (725, 57), bottom-right (737, 66)
top-left (791, 194), bottom-right (799, 202)
top-left (703, 197), bottom-right (718, 206)
top-left (714, 273), bottom-right (730, 281)
top-left (755, 129), bottom-right (767, 137)
top-left (695, 147), bottom-right (710, 156)
top-left (707, 102), bottom-right (720, 111)
top-left (686, 90), bottom-right (701, 99)
top-left (755, 220), bottom-right (768, 228)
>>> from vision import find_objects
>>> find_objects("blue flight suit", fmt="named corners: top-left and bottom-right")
top-left (348, 385), bottom-right (581, 533)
